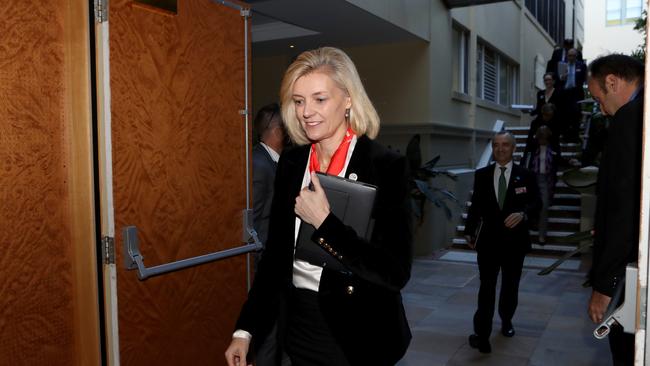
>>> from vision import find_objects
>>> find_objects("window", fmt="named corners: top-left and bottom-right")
top-left (476, 42), bottom-right (518, 107)
top-left (525, 0), bottom-right (566, 45)
top-left (607, 0), bottom-right (643, 26)
top-left (452, 26), bottom-right (469, 94)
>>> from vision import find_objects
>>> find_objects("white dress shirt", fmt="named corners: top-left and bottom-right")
top-left (493, 160), bottom-right (513, 198)
top-left (260, 142), bottom-right (280, 163)
top-left (293, 135), bottom-right (358, 291)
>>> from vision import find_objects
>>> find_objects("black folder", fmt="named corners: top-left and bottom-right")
top-left (295, 172), bottom-right (377, 272)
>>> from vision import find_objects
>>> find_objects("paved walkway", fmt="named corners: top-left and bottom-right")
top-left (397, 257), bottom-right (612, 365)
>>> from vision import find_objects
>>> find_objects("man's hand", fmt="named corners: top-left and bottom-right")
top-left (504, 212), bottom-right (525, 228)
top-left (588, 290), bottom-right (612, 324)
top-left (295, 172), bottom-right (331, 229)
top-left (225, 337), bottom-right (252, 366)
top-left (464, 235), bottom-right (476, 250)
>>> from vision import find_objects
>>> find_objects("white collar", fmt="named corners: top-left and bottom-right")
top-left (260, 142), bottom-right (280, 163)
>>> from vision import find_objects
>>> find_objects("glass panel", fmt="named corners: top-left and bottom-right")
top-left (452, 29), bottom-right (460, 93)
top-left (476, 45), bottom-right (483, 98)
top-left (607, 0), bottom-right (623, 25)
top-left (499, 59), bottom-right (508, 106)
top-left (483, 48), bottom-right (497, 102)
top-left (461, 32), bottom-right (469, 94)
top-left (625, 0), bottom-right (643, 22)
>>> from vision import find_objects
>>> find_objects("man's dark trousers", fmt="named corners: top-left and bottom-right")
top-left (474, 248), bottom-right (525, 338)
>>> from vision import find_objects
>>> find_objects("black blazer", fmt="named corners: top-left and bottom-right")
top-left (236, 136), bottom-right (412, 365)
top-left (464, 163), bottom-right (540, 254)
top-left (531, 88), bottom-right (562, 117)
top-left (591, 92), bottom-right (643, 296)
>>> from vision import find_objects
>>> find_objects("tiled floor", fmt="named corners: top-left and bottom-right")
top-left (397, 258), bottom-right (612, 366)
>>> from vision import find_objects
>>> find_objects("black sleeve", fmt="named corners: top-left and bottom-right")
top-left (312, 155), bottom-right (412, 292)
top-left (591, 127), bottom-right (641, 296)
top-left (235, 154), bottom-right (292, 340)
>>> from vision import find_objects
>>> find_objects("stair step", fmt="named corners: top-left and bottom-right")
top-left (507, 126), bottom-right (531, 131)
top-left (549, 205), bottom-right (580, 211)
top-left (531, 243), bottom-right (578, 252)
top-left (514, 151), bottom-right (578, 158)
top-left (548, 217), bottom-right (580, 224)
top-left (553, 193), bottom-right (579, 199)
top-left (529, 230), bottom-right (574, 237)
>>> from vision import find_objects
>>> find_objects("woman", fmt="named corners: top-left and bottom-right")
top-left (225, 47), bottom-right (412, 366)
top-left (529, 125), bottom-right (559, 245)
top-left (531, 72), bottom-right (562, 117)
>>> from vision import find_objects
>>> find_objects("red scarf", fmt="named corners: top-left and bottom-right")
top-left (309, 127), bottom-right (355, 175)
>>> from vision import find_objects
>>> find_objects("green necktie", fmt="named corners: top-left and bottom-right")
top-left (498, 166), bottom-right (507, 209)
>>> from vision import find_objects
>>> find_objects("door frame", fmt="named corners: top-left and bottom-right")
top-left (637, 12), bottom-right (650, 364)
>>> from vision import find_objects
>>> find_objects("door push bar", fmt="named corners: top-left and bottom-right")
top-left (123, 209), bottom-right (262, 280)
top-left (594, 264), bottom-right (637, 339)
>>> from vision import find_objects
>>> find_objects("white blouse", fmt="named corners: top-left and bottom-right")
top-left (292, 135), bottom-right (358, 291)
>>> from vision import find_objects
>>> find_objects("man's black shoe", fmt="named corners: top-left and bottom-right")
top-left (468, 334), bottom-right (491, 353)
top-left (501, 325), bottom-right (515, 337)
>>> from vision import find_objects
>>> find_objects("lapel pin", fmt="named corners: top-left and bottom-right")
top-left (349, 173), bottom-right (358, 181)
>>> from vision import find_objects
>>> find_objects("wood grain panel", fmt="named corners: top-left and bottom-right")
top-left (0, 0), bottom-right (98, 365)
top-left (109, 0), bottom-right (250, 364)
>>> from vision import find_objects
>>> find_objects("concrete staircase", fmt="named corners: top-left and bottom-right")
top-left (450, 126), bottom-right (583, 257)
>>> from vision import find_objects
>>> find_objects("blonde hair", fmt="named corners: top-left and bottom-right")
top-left (279, 47), bottom-right (380, 145)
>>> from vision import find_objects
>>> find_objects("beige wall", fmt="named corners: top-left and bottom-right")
top-left (251, 41), bottom-right (431, 126)
top-left (345, 0), bottom-right (431, 41)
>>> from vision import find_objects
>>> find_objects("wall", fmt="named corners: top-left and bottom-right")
top-left (583, 0), bottom-right (645, 61)
top-left (345, 0), bottom-right (431, 41)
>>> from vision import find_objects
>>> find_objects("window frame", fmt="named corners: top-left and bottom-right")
top-left (607, 0), bottom-right (643, 26)
top-left (476, 41), bottom-right (519, 107)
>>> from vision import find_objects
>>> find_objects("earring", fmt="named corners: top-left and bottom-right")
top-left (345, 108), bottom-right (350, 120)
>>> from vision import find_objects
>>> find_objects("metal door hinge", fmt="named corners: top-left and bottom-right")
top-left (102, 236), bottom-right (115, 264)
top-left (95, 0), bottom-right (108, 23)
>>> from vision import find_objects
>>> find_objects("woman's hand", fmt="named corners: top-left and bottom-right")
top-left (295, 172), bottom-right (331, 229)
top-left (225, 337), bottom-right (251, 366)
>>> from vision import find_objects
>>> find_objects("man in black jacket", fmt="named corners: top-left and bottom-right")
top-left (587, 54), bottom-right (644, 366)
top-left (464, 131), bottom-right (541, 353)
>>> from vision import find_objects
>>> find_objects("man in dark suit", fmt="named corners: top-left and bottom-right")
top-left (547, 38), bottom-right (583, 77)
top-left (587, 54), bottom-right (644, 366)
top-left (464, 131), bottom-right (541, 353)
top-left (253, 103), bottom-right (287, 265)
top-left (251, 102), bottom-right (287, 366)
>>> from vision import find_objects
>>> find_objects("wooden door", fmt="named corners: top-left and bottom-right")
top-left (100, 1), bottom-right (251, 364)
top-left (0, 0), bottom-right (100, 365)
